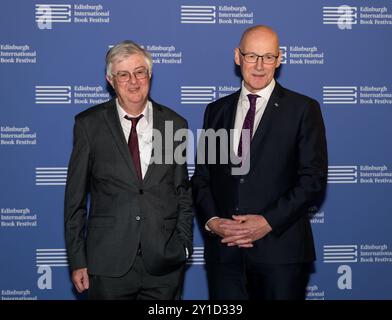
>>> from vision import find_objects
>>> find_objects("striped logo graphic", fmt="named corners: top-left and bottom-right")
top-left (35, 86), bottom-right (72, 104)
top-left (35, 167), bottom-right (67, 186)
top-left (181, 86), bottom-right (216, 104)
top-left (279, 46), bottom-right (287, 64)
top-left (323, 86), bottom-right (357, 104)
top-left (323, 245), bottom-right (358, 263)
top-left (188, 165), bottom-right (195, 179)
top-left (187, 246), bottom-right (205, 265)
top-left (322, 6), bottom-right (357, 25)
top-left (328, 166), bottom-right (358, 184)
top-left (36, 248), bottom-right (68, 267)
top-left (35, 4), bottom-right (72, 23)
top-left (181, 6), bottom-right (216, 24)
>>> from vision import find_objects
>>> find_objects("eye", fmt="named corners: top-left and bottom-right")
top-left (264, 55), bottom-right (275, 61)
top-left (246, 53), bottom-right (257, 60)
top-left (117, 71), bottom-right (129, 77)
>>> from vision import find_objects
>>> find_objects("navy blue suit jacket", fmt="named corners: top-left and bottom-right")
top-left (192, 82), bottom-right (328, 264)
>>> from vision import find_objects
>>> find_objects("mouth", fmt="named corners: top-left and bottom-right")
top-left (251, 73), bottom-right (266, 78)
top-left (127, 86), bottom-right (140, 93)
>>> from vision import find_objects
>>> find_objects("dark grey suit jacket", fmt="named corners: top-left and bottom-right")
top-left (64, 98), bottom-right (193, 277)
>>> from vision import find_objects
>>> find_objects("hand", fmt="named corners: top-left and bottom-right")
top-left (207, 218), bottom-right (250, 239)
top-left (221, 214), bottom-right (272, 248)
top-left (72, 268), bottom-right (89, 293)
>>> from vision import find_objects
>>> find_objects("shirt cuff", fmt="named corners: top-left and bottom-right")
top-left (205, 216), bottom-right (219, 232)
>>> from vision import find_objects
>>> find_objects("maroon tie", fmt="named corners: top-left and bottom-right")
top-left (124, 114), bottom-right (144, 180)
top-left (238, 94), bottom-right (259, 157)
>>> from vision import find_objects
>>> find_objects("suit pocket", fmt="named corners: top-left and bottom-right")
top-left (88, 215), bottom-right (115, 228)
top-left (163, 218), bottom-right (177, 232)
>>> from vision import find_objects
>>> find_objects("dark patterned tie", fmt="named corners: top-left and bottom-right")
top-left (237, 94), bottom-right (259, 157)
top-left (124, 114), bottom-right (144, 180)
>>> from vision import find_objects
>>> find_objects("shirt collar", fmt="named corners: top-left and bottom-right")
top-left (116, 98), bottom-right (151, 124)
top-left (240, 78), bottom-right (276, 104)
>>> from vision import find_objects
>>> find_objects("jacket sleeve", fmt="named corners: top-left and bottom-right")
top-left (174, 119), bottom-right (194, 256)
top-left (64, 117), bottom-right (91, 271)
top-left (262, 99), bottom-right (328, 236)
top-left (191, 104), bottom-right (220, 227)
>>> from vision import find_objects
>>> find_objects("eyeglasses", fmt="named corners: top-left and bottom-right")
top-left (238, 48), bottom-right (279, 65)
top-left (112, 68), bottom-right (149, 82)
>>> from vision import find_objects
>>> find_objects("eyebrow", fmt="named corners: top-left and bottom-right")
top-left (133, 66), bottom-right (148, 70)
top-left (239, 48), bottom-right (277, 55)
top-left (243, 51), bottom-right (276, 55)
top-left (116, 66), bottom-right (147, 72)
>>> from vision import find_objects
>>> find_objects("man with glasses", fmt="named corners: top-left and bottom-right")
top-left (64, 40), bottom-right (193, 299)
top-left (192, 25), bottom-right (327, 299)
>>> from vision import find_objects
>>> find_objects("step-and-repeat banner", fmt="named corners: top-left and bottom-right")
top-left (1, 0), bottom-right (392, 300)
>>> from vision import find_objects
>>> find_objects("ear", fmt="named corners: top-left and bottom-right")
top-left (275, 49), bottom-right (282, 69)
top-left (234, 48), bottom-right (241, 66)
top-left (106, 75), bottom-right (114, 88)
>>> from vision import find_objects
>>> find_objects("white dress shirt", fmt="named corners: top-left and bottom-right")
top-left (116, 99), bottom-right (153, 179)
top-left (205, 79), bottom-right (276, 231)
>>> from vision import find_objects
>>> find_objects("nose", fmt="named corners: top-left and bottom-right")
top-left (128, 73), bottom-right (138, 84)
top-left (255, 56), bottom-right (264, 70)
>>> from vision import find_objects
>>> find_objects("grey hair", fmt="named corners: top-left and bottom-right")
top-left (106, 40), bottom-right (153, 78)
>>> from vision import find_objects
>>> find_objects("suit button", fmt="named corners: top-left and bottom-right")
top-left (139, 189), bottom-right (144, 195)
top-left (135, 216), bottom-right (140, 221)
top-left (235, 207), bottom-right (239, 213)
top-left (240, 178), bottom-right (245, 184)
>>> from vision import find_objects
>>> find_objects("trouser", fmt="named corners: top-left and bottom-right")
top-left (206, 260), bottom-right (311, 300)
top-left (88, 251), bottom-right (185, 300)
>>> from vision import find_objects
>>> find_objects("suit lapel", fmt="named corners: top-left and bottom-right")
top-left (249, 82), bottom-right (285, 163)
top-left (224, 90), bottom-right (240, 131)
top-left (224, 91), bottom-right (240, 173)
top-left (142, 101), bottom-right (165, 186)
top-left (102, 99), bottom-right (140, 182)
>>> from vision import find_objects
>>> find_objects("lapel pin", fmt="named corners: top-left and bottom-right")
top-left (274, 102), bottom-right (279, 107)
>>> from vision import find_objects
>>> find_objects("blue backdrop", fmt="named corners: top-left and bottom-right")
top-left (1, 0), bottom-right (392, 300)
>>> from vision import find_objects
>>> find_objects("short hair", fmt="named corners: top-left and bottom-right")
top-left (106, 40), bottom-right (153, 78)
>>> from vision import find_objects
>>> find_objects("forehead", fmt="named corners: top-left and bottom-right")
top-left (241, 30), bottom-right (279, 53)
top-left (111, 53), bottom-right (147, 71)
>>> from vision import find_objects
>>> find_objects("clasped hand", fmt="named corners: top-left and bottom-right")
top-left (207, 215), bottom-right (272, 248)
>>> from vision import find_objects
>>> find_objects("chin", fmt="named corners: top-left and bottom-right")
top-left (246, 79), bottom-right (267, 90)
top-left (248, 84), bottom-right (266, 92)
top-left (126, 95), bottom-right (144, 103)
